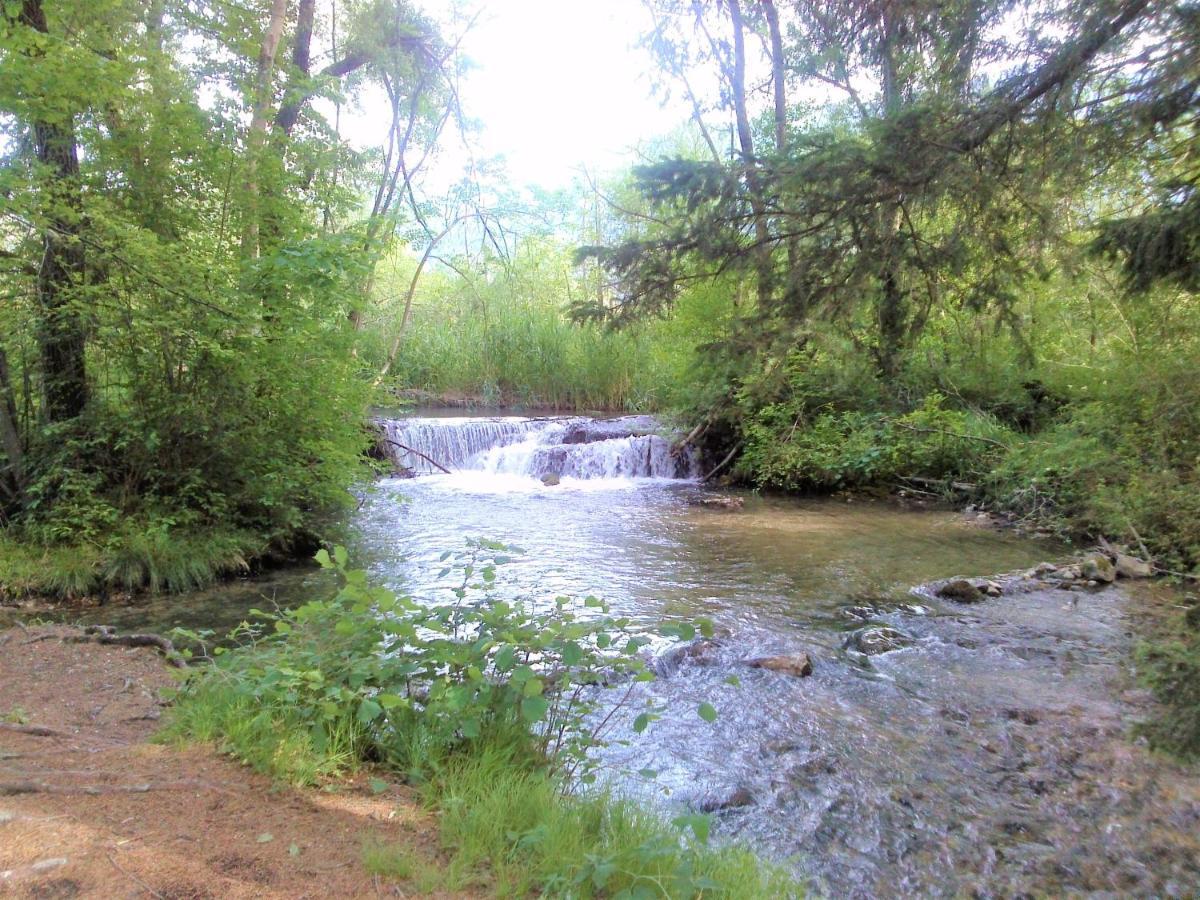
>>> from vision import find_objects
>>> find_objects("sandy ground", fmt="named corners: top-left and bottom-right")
top-left (0, 625), bottom-right (472, 899)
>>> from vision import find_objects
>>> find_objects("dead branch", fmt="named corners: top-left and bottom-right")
top-left (887, 419), bottom-right (1011, 449)
top-left (899, 475), bottom-right (981, 494)
top-left (702, 441), bottom-right (742, 483)
top-left (382, 439), bottom-right (452, 474)
top-left (107, 852), bottom-right (166, 900)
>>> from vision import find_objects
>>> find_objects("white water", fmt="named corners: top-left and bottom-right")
top-left (377, 415), bottom-right (699, 481)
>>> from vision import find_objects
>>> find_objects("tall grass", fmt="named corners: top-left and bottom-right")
top-left (384, 298), bottom-right (660, 411)
top-left (0, 525), bottom-right (260, 600)
top-left (165, 682), bottom-right (802, 898)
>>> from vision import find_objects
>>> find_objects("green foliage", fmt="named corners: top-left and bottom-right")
top-left (166, 545), bottom-right (797, 896)
top-left (740, 392), bottom-right (1013, 493)
top-left (408, 747), bottom-right (799, 898)
top-left (165, 541), bottom-right (674, 783)
top-left (0, 0), bottom-right (414, 592)
top-left (1136, 594), bottom-right (1200, 760)
top-left (365, 239), bottom-right (668, 411)
top-left (0, 526), bottom-right (259, 599)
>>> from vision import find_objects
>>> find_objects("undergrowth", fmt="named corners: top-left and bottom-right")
top-left (0, 525), bottom-right (262, 600)
top-left (1136, 591), bottom-right (1200, 760)
top-left (162, 543), bottom-right (802, 898)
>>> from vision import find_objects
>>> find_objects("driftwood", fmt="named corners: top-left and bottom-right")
top-left (383, 439), bottom-right (452, 474)
top-left (899, 475), bottom-right (980, 494)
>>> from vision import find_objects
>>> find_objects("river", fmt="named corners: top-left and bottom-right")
top-left (76, 412), bottom-right (1200, 897)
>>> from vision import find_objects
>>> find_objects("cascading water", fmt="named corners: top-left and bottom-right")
top-left (376, 414), bottom-right (699, 480)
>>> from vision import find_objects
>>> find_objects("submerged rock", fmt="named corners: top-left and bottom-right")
top-left (937, 579), bottom-right (985, 603)
top-left (747, 652), bottom-right (814, 677)
top-left (844, 626), bottom-right (912, 656)
top-left (560, 415), bottom-right (660, 444)
top-left (646, 637), bottom-right (724, 676)
top-left (689, 495), bottom-right (744, 510)
top-left (696, 786), bottom-right (754, 813)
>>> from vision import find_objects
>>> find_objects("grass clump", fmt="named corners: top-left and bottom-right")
top-left (418, 748), bottom-right (797, 898)
top-left (164, 543), bottom-right (803, 898)
top-left (0, 524), bottom-right (261, 601)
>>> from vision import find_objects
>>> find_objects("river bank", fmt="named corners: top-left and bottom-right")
top-left (0, 625), bottom-right (461, 899)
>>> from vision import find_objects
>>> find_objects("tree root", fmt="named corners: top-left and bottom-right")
top-left (63, 625), bottom-right (187, 668)
top-left (0, 722), bottom-right (69, 738)
top-left (0, 778), bottom-right (221, 796)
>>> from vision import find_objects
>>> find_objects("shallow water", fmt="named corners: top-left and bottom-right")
top-left (78, 415), bottom-right (1200, 896)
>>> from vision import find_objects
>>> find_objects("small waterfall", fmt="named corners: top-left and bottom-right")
top-left (376, 415), bottom-right (698, 480)
top-left (378, 417), bottom-right (552, 474)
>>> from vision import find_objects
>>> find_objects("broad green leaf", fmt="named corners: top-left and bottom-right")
top-left (521, 696), bottom-right (549, 722)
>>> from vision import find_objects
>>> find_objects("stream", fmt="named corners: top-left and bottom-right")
top-left (77, 412), bottom-right (1200, 897)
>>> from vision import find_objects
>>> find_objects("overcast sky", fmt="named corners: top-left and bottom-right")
top-left (451, 0), bottom-right (683, 186)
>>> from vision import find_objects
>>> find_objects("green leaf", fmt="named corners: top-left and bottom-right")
top-left (333, 546), bottom-right (349, 568)
top-left (256, 832), bottom-right (275, 844)
top-left (521, 696), bottom-right (549, 722)
top-left (376, 693), bottom-right (406, 710)
top-left (314, 549), bottom-right (332, 568)
top-left (632, 713), bottom-right (651, 733)
top-left (724, 674), bottom-right (742, 687)
top-left (522, 677), bottom-right (544, 697)
top-left (288, 843), bottom-right (301, 857)
top-left (494, 644), bottom-right (516, 672)
top-left (697, 702), bottom-right (718, 723)
top-left (356, 699), bottom-right (383, 724)
top-left (560, 641), bottom-right (584, 667)
top-left (368, 778), bottom-right (389, 795)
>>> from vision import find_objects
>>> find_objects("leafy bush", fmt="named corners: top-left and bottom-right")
top-left (740, 394), bottom-right (1014, 492)
top-left (166, 540), bottom-right (689, 782)
top-left (166, 544), bottom-right (801, 897)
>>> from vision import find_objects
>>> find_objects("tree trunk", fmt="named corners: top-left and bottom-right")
top-left (727, 0), bottom-right (774, 307)
top-left (875, 6), bottom-right (907, 379)
top-left (0, 344), bottom-right (25, 506)
top-left (274, 0), bottom-right (315, 137)
top-left (21, 0), bottom-right (88, 422)
top-left (241, 0), bottom-right (289, 260)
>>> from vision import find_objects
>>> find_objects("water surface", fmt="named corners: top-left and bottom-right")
top-left (80, 415), bottom-right (1200, 896)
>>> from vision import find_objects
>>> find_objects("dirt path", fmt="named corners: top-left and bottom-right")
top-left (0, 626), bottom-right (469, 899)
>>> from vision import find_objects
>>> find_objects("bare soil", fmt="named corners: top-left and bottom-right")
top-left (0, 625), bottom-right (471, 899)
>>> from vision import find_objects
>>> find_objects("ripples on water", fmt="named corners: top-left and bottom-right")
top-left (82, 415), bottom-right (1200, 897)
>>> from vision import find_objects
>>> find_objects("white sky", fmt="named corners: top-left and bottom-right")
top-left (335, 0), bottom-right (693, 192)
top-left (452, 0), bottom-right (684, 186)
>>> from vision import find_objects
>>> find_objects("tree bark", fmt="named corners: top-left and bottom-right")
top-left (20, 0), bottom-right (88, 422)
top-left (726, 0), bottom-right (773, 307)
top-left (0, 344), bottom-right (25, 504)
top-left (273, 0), bottom-right (316, 137)
top-left (241, 0), bottom-right (289, 259)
